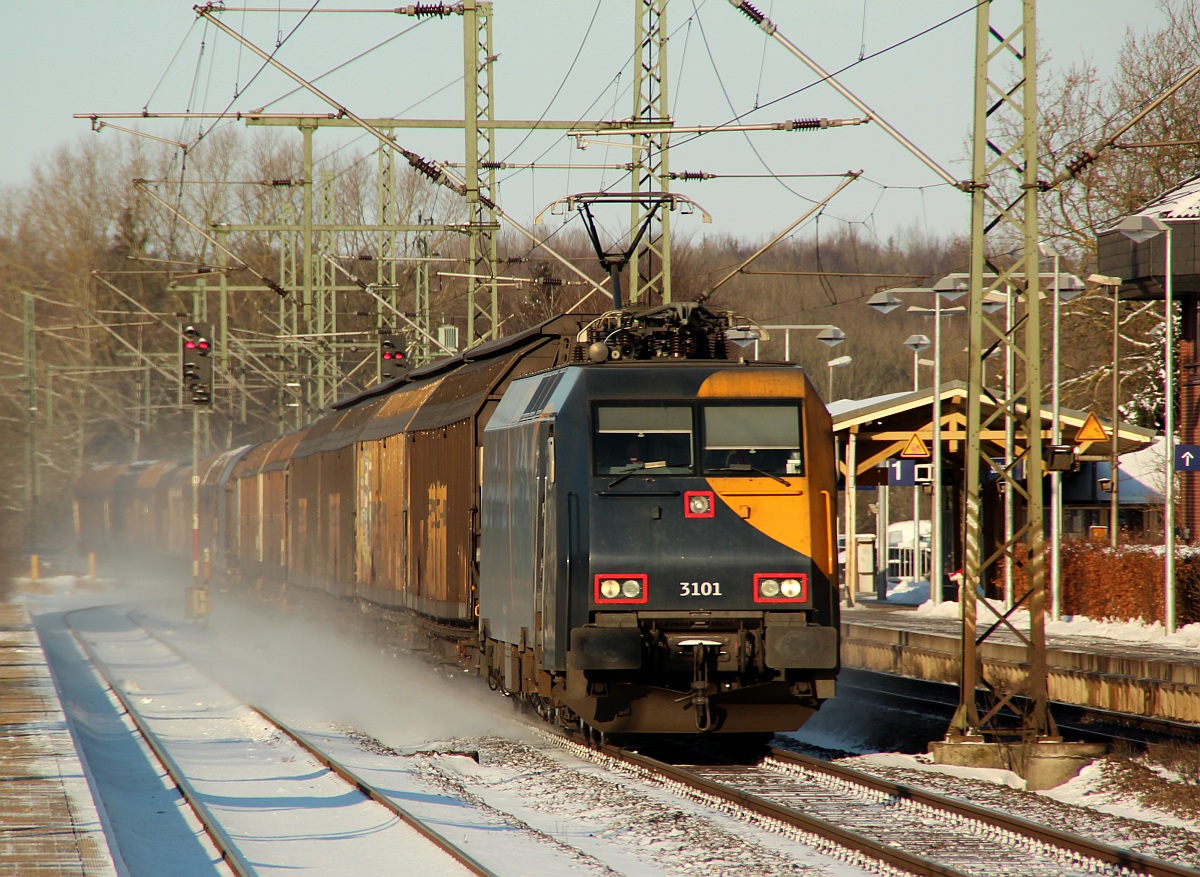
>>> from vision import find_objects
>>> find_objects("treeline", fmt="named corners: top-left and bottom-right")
top-left (0, 126), bottom-right (968, 550)
top-left (2, 0), bottom-right (1198, 555)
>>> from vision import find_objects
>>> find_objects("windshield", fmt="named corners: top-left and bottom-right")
top-left (593, 405), bottom-right (694, 475)
top-left (702, 404), bottom-right (802, 476)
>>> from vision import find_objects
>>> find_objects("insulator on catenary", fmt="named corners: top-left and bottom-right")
top-left (669, 171), bottom-right (715, 181)
top-left (398, 4), bottom-right (460, 17)
top-left (407, 155), bottom-right (447, 186)
top-left (1066, 150), bottom-right (1097, 177)
top-left (540, 278), bottom-right (564, 286)
top-left (730, 0), bottom-right (766, 25)
top-left (781, 118), bottom-right (868, 131)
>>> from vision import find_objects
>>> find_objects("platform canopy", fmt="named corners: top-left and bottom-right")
top-left (830, 380), bottom-right (1157, 480)
top-left (1097, 173), bottom-right (1200, 301)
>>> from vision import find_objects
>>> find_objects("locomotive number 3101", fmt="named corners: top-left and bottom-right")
top-left (680, 581), bottom-right (722, 597)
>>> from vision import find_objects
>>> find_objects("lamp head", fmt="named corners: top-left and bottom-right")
top-left (867, 290), bottom-right (902, 314)
top-left (816, 326), bottom-right (846, 347)
top-left (904, 334), bottom-right (931, 353)
top-left (1087, 273), bottom-right (1122, 288)
top-left (932, 272), bottom-right (969, 302)
top-left (1112, 214), bottom-right (1169, 244)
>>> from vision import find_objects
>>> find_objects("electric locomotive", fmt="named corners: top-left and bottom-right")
top-left (480, 306), bottom-right (839, 734)
top-left (75, 303), bottom-right (839, 736)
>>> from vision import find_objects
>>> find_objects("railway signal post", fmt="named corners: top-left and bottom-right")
top-left (181, 323), bottom-right (214, 622)
top-left (379, 332), bottom-right (407, 381)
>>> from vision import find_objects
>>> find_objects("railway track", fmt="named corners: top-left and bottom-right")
top-left (541, 730), bottom-right (1200, 877)
top-left (64, 607), bottom-right (497, 877)
top-left (57, 601), bottom-right (1199, 877)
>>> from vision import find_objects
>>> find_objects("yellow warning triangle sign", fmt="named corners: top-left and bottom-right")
top-left (1073, 411), bottom-right (1109, 443)
top-left (901, 432), bottom-right (930, 458)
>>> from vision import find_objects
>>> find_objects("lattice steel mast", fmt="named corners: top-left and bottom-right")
top-left (629, 0), bottom-right (672, 305)
top-left (951, 0), bottom-right (1054, 746)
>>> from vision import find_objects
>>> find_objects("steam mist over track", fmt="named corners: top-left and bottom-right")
top-left (63, 606), bottom-right (494, 877)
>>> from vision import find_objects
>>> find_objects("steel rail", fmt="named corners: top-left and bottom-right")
top-left (767, 748), bottom-right (1200, 877)
top-left (123, 612), bottom-right (501, 877)
top-left (538, 720), bottom-right (1200, 877)
top-left (582, 738), bottom-right (972, 877)
top-left (255, 705), bottom-right (501, 877)
top-left (77, 609), bottom-right (501, 877)
top-left (63, 609), bottom-right (256, 877)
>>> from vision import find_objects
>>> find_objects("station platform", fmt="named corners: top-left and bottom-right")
top-left (841, 601), bottom-right (1200, 724)
top-left (0, 603), bottom-right (117, 876)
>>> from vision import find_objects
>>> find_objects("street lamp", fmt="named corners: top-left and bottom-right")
top-left (877, 286), bottom-right (961, 604)
top-left (903, 334), bottom-right (931, 391)
top-left (1113, 214), bottom-right (1175, 633)
top-left (754, 324), bottom-right (846, 361)
top-left (1087, 273), bottom-right (1123, 554)
top-left (900, 332), bottom-right (931, 587)
top-left (1042, 252), bottom-right (1085, 622)
top-left (827, 354), bottom-right (852, 399)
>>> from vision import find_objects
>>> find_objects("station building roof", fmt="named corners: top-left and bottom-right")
top-left (830, 380), bottom-right (1157, 479)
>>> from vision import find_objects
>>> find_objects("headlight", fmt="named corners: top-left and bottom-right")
top-left (684, 490), bottom-right (715, 518)
top-left (754, 572), bottom-right (806, 602)
top-left (595, 574), bottom-right (648, 603)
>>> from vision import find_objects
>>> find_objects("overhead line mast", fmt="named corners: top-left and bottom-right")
top-left (950, 0), bottom-right (1056, 757)
top-left (723, 0), bottom-right (1097, 781)
top-left (630, 0), bottom-right (670, 305)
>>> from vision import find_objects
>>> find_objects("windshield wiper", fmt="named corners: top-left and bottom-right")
top-left (712, 463), bottom-right (789, 486)
top-left (607, 461), bottom-right (682, 488)
top-left (608, 464), bottom-right (648, 488)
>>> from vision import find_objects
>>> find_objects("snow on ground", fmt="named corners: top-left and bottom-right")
top-left (70, 604), bottom-right (479, 877)
top-left (876, 576), bottom-right (1200, 650)
top-left (11, 569), bottom-right (883, 876)
top-left (1041, 760), bottom-right (1200, 833)
top-left (10, 566), bottom-right (1200, 875)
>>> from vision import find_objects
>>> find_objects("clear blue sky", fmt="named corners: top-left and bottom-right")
top-left (1, 1), bottom-right (1165, 244)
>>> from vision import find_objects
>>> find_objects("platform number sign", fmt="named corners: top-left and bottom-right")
top-left (888, 459), bottom-right (916, 486)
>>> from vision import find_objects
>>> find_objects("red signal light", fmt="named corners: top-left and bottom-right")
top-left (198, 340), bottom-right (209, 351)
top-left (185, 340), bottom-right (197, 349)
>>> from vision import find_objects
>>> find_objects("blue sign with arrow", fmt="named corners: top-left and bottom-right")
top-left (1175, 445), bottom-right (1200, 471)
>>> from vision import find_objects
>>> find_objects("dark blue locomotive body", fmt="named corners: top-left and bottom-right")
top-left (481, 360), bottom-right (838, 733)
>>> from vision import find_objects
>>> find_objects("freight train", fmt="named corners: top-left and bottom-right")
top-left (75, 303), bottom-right (840, 735)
